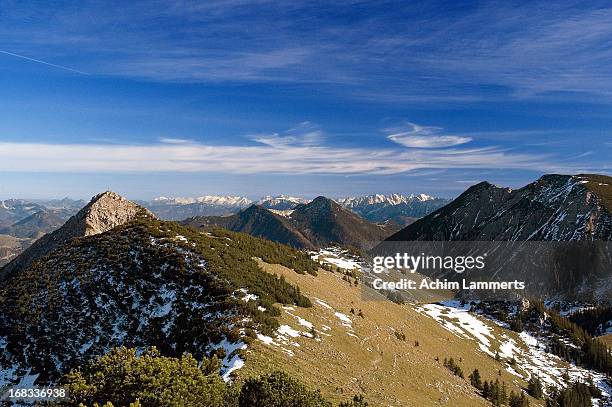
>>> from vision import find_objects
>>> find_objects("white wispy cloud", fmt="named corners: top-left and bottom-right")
top-left (251, 121), bottom-right (323, 148)
top-left (0, 139), bottom-right (580, 175)
top-left (386, 122), bottom-right (472, 148)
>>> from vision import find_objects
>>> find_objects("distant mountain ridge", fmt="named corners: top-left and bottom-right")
top-left (142, 195), bottom-right (252, 220)
top-left (183, 205), bottom-right (315, 249)
top-left (0, 198), bottom-right (82, 228)
top-left (0, 209), bottom-right (65, 239)
top-left (182, 196), bottom-right (399, 250)
top-left (257, 195), bottom-right (309, 210)
top-left (142, 193), bottom-right (444, 224)
top-left (337, 193), bottom-right (451, 226)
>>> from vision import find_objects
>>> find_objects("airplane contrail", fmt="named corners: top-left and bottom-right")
top-left (0, 50), bottom-right (89, 75)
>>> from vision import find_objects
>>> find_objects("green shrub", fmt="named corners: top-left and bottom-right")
top-left (238, 371), bottom-right (331, 407)
top-left (63, 347), bottom-right (235, 407)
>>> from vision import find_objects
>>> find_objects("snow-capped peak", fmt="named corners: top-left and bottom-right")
top-left (336, 193), bottom-right (437, 207)
top-left (152, 195), bottom-right (253, 206)
top-left (257, 195), bottom-right (309, 205)
top-left (415, 193), bottom-right (434, 202)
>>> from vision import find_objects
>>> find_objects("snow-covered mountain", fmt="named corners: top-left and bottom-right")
top-left (143, 195), bottom-right (253, 220)
top-left (144, 193), bottom-right (449, 224)
top-left (153, 195), bottom-right (253, 206)
top-left (337, 193), bottom-right (436, 207)
top-left (257, 195), bottom-right (310, 210)
top-left (336, 193), bottom-right (451, 226)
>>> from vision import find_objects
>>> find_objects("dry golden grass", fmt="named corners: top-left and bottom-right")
top-left (598, 334), bottom-right (612, 348)
top-left (236, 262), bottom-right (546, 406)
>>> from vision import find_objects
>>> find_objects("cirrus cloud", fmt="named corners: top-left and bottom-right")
top-left (0, 138), bottom-right (582, 176)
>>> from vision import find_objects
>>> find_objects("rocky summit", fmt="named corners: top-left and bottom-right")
top-left (0, 191), bottom-right (155, 279)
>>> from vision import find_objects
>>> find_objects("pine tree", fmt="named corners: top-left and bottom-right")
top-left (469, 369), bottom-right (483, 390)
top-left (500, 381), bottom-right (508, 406)
top-left (527, 376), bottom-right (543, 399)
top-left (482, 381), bottom-right (491, 400)
top-left (509, 391), bottom-right (529, 407)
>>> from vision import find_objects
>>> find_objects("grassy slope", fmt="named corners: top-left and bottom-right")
top-left (239, 262), bottom-right (546, 407)
top-left (599, 334), bottom-right (612, 348)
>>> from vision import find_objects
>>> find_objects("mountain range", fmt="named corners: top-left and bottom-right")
top-left (0, 193), bottom-right (316, 385)
top-left (181, 196), bottom-right (399, 250)
top-left (0, 176), bottom-right (610, 405)
top-left (139, 193), bottom-right (447, 224)
top-left (0, 209), bottom-right (66, 240)
top-left (0, 198), bottom-right (83, 228)
top-left (337, 193), bottom-right (450, 226)
top-left (0, 192), bottom-right (439, 267)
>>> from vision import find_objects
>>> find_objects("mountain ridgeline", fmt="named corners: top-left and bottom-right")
top-left (139, 194), bottom-right (446, 224)
top-left (0, 180), bottom-right (610, 405)
top-left (381, 174), bottom-right (612, 302)
top-left (182, 196), bottom-right (399, 250)
top-left (387, 174), bottom-right (612, 241)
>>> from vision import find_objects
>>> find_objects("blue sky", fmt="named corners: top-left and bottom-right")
top-left (0, 0), bottom-right (611, 199)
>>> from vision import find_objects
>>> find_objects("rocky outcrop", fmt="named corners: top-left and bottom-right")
top-left (0, 191), bottom-right (155, 279)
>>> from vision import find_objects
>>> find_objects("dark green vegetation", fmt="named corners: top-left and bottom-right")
top-left (468, 367), bottom-right (531, 407)
top-left (61, 347), bottom-right (363, 407)
top-left (527, 376), bottom-right (543, 400)
top-left (239, 370), bottom-right (331, 407)
top-left (63, 347), bottom-right (233, 407)
top-left (0, 218), bottom-right (317, 383)
top-left (568, 306), bottom-right (612, 337)
top-left (443, 357), bottom-right (464, 378)
top-left (546, 381), bottom-right (602, 407)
